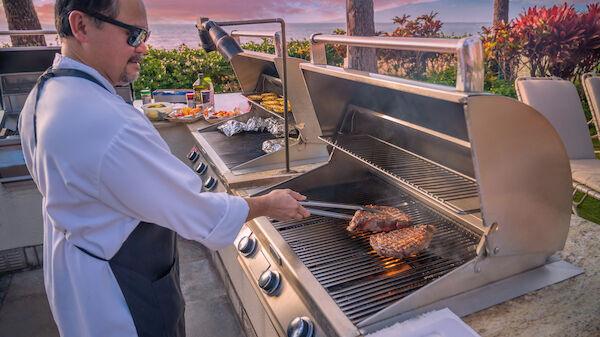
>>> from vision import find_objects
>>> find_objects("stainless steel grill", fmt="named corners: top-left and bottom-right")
top-left (273, 178), bottom-right (480, 324)
top-left (226, 34), bottom-right (583, 337)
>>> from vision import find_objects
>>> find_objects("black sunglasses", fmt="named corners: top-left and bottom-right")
top-left (76, 10), bottom-right (150, 47)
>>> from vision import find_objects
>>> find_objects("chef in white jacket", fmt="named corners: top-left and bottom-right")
top-left (18, 0), bottom-right (310, 336)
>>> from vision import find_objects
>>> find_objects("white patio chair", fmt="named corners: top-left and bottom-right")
top-left (515, 77), bottom-right (600, 215)
top-left (582, 72), bottom-right (600, 153)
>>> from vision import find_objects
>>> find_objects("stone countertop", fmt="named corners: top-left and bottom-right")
top-left (463, 215), bottom-right (600, 337)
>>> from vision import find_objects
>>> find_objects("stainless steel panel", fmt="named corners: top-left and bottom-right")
top-left (0, 46), bottom-right (59, 75)
top-left (466, 95), bottom-right (572, 257)
top-left (0, 72), bottom-right (41, 113)
top-left (299, 64), bottom-right (473, 139)
top-left (231, 51), bottom-right (280, 93)
top-left (273, 57), bottom-right (322, 143)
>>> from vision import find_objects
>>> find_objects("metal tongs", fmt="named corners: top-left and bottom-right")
top-left (299, 200), bottom-right (384, 220)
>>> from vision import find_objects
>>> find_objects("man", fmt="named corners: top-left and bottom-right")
top-left (18, 0), bottom-right (310, 336)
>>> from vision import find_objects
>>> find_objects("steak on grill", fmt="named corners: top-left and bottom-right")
top-left (347, 205), bottom-right (411, 232)
top-left (369, 225), bottom-right (437, 258)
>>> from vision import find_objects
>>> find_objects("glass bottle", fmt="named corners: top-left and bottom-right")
top-left (193, 73), bottom-right (211, 109)
top-left (203, 76), bottom-right (215, 110)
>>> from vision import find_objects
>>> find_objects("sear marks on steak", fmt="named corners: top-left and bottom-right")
top-left (347, 205), bottom-right (411, 232)
top-left (369, 225), bottom-right (437, 259)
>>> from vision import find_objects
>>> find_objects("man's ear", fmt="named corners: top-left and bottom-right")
top-left (68, 10), bottom-right (89, 43)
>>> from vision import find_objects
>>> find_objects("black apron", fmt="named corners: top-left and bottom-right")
top-left (32, 68), bottom-right (185, 337)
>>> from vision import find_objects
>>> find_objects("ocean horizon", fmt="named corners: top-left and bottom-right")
top-left (1, 22), bottom-right (490, 50)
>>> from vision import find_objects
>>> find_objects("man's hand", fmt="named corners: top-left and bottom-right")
top-left (245, 189), bottom-right (310, 221)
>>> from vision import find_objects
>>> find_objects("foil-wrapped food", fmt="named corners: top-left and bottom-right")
top-left (262, 138), bottom-right (286, 153)
top-left (217, 116), bottom-right (290, 137)
top-left (263, 117), bottom-right (286, 137)
top-left (217, 117), bottom-right (266, 136)
top-left (217, 120), bottom-right (246, 137)
top-left (244, 116), bottom-right (265, 132)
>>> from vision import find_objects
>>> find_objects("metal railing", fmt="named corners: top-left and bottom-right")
top-left (230, 30), bottom-right (283, 57)
top-left (309, 34), bottom-right (484, 92)
top-left (0, 30), bottom-right (58, 36)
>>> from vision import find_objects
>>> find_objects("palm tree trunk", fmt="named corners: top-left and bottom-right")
top-left (493, 0), bottom-right (509, 25)
top-left (2, 0), bottom-right (46, 46)
top-left (346, 0), bottom-right (377, 72)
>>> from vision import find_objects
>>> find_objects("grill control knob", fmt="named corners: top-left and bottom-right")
top-left (287, 317), bottom-right (314, 337)
top-left (258, 270), bottom-right (281, 296)
top-left (204, 177), bottom-right (217, 191)
top-left (187, 150), bottom-right (199, 163)
top-left (195, 162), bottom-right (208, 175)
top-left (237, 236), bottom-right (257, 257)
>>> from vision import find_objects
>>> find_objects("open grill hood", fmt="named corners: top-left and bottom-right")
top-left (245, 35), bottom-right (583, 336)
top-left (194, 26), bottom-right (328, 176)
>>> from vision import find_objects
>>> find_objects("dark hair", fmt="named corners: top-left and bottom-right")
top-left (55, 0), bottom-right (120, 37)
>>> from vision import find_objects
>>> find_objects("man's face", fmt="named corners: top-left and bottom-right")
top-left (87, 0), bottom-right (148, 86)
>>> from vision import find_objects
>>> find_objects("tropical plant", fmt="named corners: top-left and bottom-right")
top-left (379, 12), bottom-right (445, 78)
top-left (513, 3), bottom-right (600, 81)
top-left (480, 21), bottom-right (522, 81)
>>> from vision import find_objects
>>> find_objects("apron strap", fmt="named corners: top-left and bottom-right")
top-left (33, 67), bottom-right (111, 145)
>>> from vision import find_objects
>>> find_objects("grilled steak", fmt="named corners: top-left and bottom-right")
top-left (347, 205), bottom-right (411, 232)
top-left (369, 225), bottom-right (437, 258)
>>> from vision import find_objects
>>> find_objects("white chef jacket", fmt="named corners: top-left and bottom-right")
top-left (18, 54), bottom-right (249, 337)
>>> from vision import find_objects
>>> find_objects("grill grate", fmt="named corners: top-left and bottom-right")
top-left (273, 179), bottom-right (480, 325)
top-left (321, 134), bottom-right (480, 214)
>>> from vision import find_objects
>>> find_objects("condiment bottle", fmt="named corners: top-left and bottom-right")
top-left (140, 89), bottom-right (152, 104)
top-left (186, 93), bottom-right (195, 108)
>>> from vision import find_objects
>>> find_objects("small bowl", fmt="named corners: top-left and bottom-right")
top-left (142, 102), bottom-right (173, 121)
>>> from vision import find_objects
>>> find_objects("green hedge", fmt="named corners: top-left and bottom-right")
top-left (134, 44), bottom-right (238, 96)
top-left (134, 39), bottom-right (344, 97)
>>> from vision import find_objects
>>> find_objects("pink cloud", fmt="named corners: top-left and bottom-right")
top-left (18, 0), bottom-right (597, 26)
top-left (142, 0), bottom-right (434, 23)
top-left (20, 0), bottom-right (434, 24)
top-left (35, 4), bottom-right (55, 24)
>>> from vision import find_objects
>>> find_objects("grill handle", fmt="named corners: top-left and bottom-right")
top-left (309, 34), bottom-right (483, 92)
top-left (230, 30), bottom-right (283, 57)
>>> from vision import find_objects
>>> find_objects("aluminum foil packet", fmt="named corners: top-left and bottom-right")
top-left (262, 138), bottom-right (286, 153)
top-left (217, 116), bottom-right (287, 137)
top-left (217, 120), bottom-right (246, 137)
top-left (264, 117), bottom-right (286, 137)
top-left (244, 116), bottom-right (265, 132)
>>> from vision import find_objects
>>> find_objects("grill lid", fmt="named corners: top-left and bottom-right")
top-left (227, 31), bottom-right (323, 143)
top-left (299, 35), bottom-right (572, 259)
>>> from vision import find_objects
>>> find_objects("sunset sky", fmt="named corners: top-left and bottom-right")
top-left (0, 0), bottom-right (596, 25)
